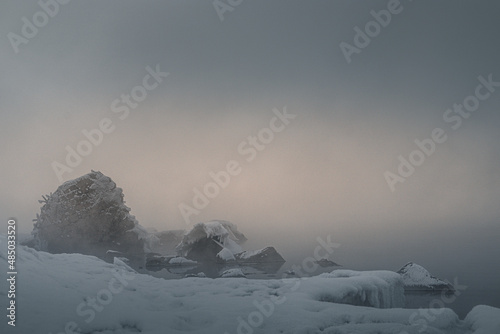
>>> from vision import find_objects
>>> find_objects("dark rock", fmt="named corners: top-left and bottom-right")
top-left (150, 230), bottom-right (185, 255)
top-left (182, 237), bottom-right (225, 263)
top-left (176, 221), bottom-right (247, 263)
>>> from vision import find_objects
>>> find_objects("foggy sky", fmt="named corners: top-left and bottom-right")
top-left (1, 1), bottom-right (499, 276)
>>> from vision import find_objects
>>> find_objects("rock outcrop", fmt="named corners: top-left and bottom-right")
top-left (31, 171), bottom-right (147, 261)
top-left (397, 262), bottom-right (455, 292)
top-left (176, 220), bottom-right (247, 263)
top-left (235, 247), bottom-right (285, 264)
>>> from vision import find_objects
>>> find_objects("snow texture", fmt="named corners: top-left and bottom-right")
top-left (1, 235), bottom-right (498, 334)
top-left (398, 262), bottom-right (453, 290)
top-left (237, 248), bottom-right (265, 260)
top-left (217, 247), bottom-right (236, 261)
top-left (31, 170), bottom-right (148, 257)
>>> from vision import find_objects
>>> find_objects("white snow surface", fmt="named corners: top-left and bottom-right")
top-left (398, 262), bottom-right (451, 288)
top-left (168, 257), bottom-right (197, 265)
top-left (1, 235), bottom-right (498, 334)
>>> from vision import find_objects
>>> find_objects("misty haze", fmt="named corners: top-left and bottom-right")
top-left (1, 1), bottom-right (499, 333)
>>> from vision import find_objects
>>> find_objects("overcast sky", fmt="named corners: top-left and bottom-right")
top-left (1, 1), bottom-right (499, 277)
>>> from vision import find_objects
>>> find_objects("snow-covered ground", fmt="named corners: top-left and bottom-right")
top-left (1, 235), bottom-right (499, 334)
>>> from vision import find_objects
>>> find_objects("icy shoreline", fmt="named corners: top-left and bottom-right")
top-left (2, 235), bottom-right (499, 333)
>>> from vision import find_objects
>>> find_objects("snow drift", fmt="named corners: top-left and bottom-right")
top-left (2, 234), bottom-right (498, 334)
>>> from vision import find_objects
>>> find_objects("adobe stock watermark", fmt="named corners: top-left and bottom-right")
top-left (213, 0), bottom-right (243, 22)
top-left (224, 235), bottom-right (340, 334)
top-left (7, 0), bottom-right (72, 54)
top-left (51, 64), bottom-right (169, 183)
top-left (400, 277), bottom-right (467, 334)
top-left (178, 107), bottom-right (297, 225)
top-left (384, 73), bottom-right (499, 192)
top-left (340, 0), bottom-right (411, 64)
top-left (49, 267), bottom-right (135, 334)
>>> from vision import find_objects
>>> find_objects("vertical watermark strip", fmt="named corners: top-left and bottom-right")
top-left (6, 218), bottom-right (17, 327)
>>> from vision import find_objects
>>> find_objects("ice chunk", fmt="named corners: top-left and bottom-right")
top-left (217, 247), bottom-right (236, 261)
top-left (168, 257), bottom-right (197, 266)
top-left (235, 247), bottom-right (285, 263)
top-left (304, 269), bottom-right (406, 308)
top-left (398, 262), bottom-right (454, 291)
top-left (1, 234), bottom-right (474, 334)
top-left (30, 171), bottom-right (146, 259)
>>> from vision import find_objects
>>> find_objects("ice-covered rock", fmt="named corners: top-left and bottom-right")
top-left (145, 254), bottom-right (197, 268)
top-left (168, 256), bottom-right (198, 266)
top-left (185, 272), bottom-right (207, 278)
top-left (31, 171), bottom-right (146, 260)
top-left (176, 220), bottom-right (247, 262)
top-left (148, 229), bottom-right (185, 255)
top-left (176, 221), bottom-right (287, 268)
top-left (217, 247), bottom-right (236, 261)
top-left (315, 258), bottom-right (340, 267)
top-left (313, 269), bottom-right (406, 308)
top-left (465, 305), bottom-right (500, 334)
top-left (235, 247), bottom-right (285, 264)
top-left (397, 262), bottom-right (455, 291)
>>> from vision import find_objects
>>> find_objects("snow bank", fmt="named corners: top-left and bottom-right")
top-left (2, 235), bottom-right (497, 334)
top-left (465, 305), bottom-right (500, 334)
